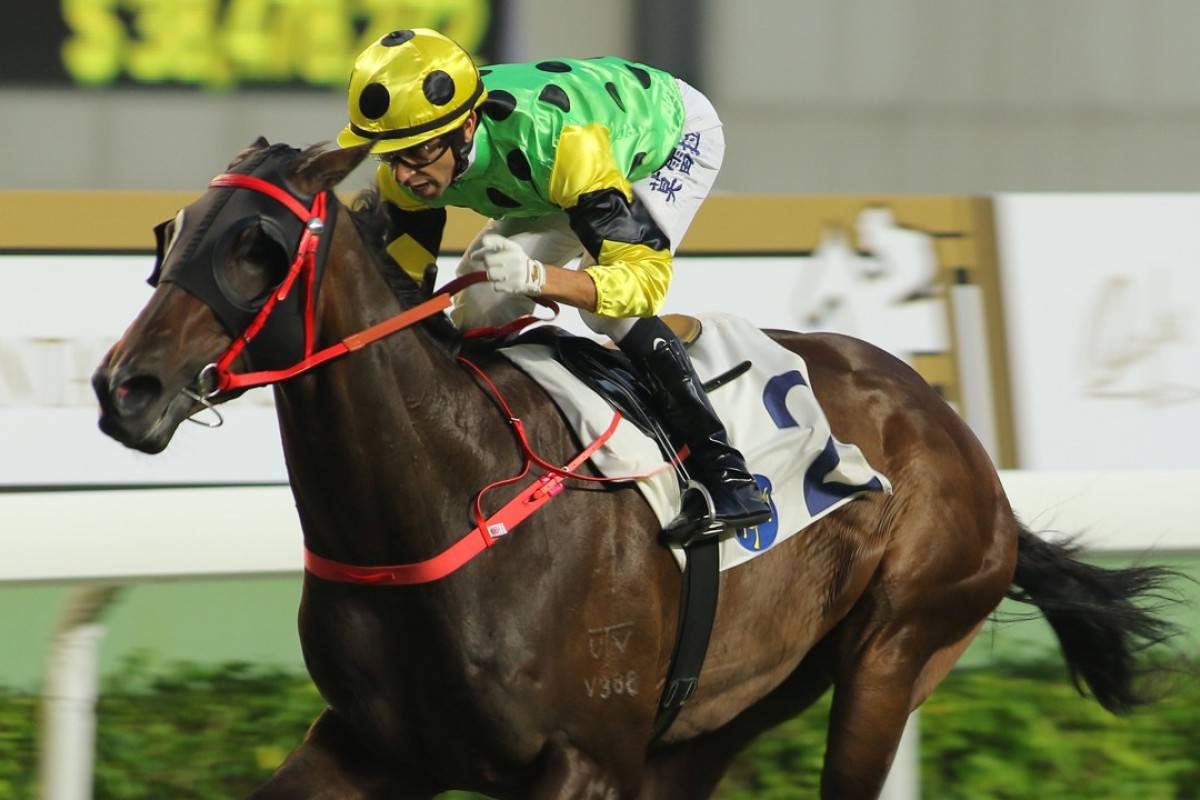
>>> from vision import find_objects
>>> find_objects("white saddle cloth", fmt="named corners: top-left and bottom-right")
top-left (499, 313), bottom-right (892, 571)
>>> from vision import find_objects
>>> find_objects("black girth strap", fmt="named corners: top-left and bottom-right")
top-left (651, 537), bottom-right (721, 741)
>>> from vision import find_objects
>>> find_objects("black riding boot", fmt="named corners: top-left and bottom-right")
top-left (619, 317), bottom-right (772, 546)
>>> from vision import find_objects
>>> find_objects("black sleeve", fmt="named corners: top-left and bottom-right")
top-left (382, 204), bottom-right (448, 285)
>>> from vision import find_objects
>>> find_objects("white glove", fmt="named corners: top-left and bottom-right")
top-left (475, 234), bottom-right (546, 296)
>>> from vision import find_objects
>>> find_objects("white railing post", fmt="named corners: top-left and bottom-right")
top-left (880, 710), bottom-right (920, 800)
top-left (39, 586), bottom-right (120, 800)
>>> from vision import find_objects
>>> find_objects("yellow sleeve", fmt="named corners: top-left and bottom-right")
top-left (584, 242), bottom-right (673, 318)
top-left (548, 125), bottom-right (674, 317)
top-left (548, 123), bottom-right (633, 209)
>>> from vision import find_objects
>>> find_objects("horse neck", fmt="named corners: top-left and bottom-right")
top-left (273, 229), bottom-right (509, 564)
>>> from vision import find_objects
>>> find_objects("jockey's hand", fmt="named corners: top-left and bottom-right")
top-left (475, 234), bottom-right (546, 296)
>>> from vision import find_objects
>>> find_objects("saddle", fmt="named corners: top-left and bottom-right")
top-left (501, 313), bottom-right (717, 464)
top-left (491, 311), bottom-right (891, 564)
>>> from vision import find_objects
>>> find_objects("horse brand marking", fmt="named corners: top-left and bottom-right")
top-left (587, 621), bottom-right (635, 660)
top-left (584, 623), bottom-right (638, 700)
top-left (584, 671), bottom-right (638, 700)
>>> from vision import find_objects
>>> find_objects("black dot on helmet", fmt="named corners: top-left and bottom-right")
top-left (482, 90), bottom-right (517, 121)
top-left (538, 84), bottom-right (570, 113)
top-left (536, 61), bottom-right (572, 73)
top-left (605, 82), bottom-right (625, 112)
top-left (359, 82), bottom-right (391, 120)
top-left (479, 68), bottom-right (492, 76)
top-left (423, 70), bottom-right (456, 106)
top-left (625, 64), bottom-right (652, 89)
top-left (487, 188), bottom-right (521, 208)
top-left (381, 30), bottom-right (414, 46)
top-left (506, 150), bottom-right (532, 181)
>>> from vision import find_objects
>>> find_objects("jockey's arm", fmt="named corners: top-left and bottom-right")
top-left (538, 262), bottom-right (598, 312)
top-left (550, 125), bottom-right (674, 319)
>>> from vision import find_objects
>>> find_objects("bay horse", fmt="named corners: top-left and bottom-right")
top-left (92, 139), bottom-right (1181, 799)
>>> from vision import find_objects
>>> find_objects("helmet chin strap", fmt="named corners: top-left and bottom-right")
top-left (449, 119), bottom-right (475, 181)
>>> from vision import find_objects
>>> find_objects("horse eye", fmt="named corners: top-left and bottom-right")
top-left (224, 225), bottom-right (291, 305)
top-left (247, 230), bottom-right (288, 271)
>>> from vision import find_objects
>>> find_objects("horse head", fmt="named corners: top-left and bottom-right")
top-left (92, 138), bottom-right (369, 453)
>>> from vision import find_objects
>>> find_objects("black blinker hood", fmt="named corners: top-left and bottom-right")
top-left (148, 143), bottom-right (338, 372)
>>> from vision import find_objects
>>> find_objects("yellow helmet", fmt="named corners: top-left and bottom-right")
top-left (338, 29), bottom-right (487, 155)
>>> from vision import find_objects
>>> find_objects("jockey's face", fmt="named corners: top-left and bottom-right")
top-left (385, 113), bottom-right (477, 201)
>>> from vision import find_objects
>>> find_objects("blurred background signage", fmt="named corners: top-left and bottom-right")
top-left (2, 0), bottom-right (503, 89)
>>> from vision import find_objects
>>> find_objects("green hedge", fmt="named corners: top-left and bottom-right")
top-left (717, 661), bottom-right (1200, 800)
top-left (1, 655), bottom-right (1196, 799)
top-left (0, 689), bottom-right (37, 800)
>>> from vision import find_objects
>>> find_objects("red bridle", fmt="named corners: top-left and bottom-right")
top-left (193, 172), bottom-right (486, 399)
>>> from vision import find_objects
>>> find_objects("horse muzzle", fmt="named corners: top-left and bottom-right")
top-left (92, 361), bottom-right (187, 454)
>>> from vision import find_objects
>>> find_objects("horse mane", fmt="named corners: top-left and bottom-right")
top-left (345, 185), bottom-right (465, 353)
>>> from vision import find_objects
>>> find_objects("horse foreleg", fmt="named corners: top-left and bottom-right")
top-left (246, 709), bottom-right (436, 800)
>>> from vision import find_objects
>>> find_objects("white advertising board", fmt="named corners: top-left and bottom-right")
top-left (2, 205), bottom-right (960, 487)
top-left (995, 195), bottom-right (1200, 469)
top-left (0, 255), bottom-right (287, 487)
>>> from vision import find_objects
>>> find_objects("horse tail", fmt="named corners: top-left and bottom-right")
top-left (1005, 522), bottom-right (1186, 714)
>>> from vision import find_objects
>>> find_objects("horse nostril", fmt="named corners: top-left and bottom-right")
top-left (111, 374), bottom-right (163, 418)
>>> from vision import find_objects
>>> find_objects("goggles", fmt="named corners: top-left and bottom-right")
top-left (374, 136), bottom-right (451, 169)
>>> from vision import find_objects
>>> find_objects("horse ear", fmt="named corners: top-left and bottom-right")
top-left (290, 143), bottom-right (371, 194)
top-left (227, 137), bottom-right (271, 169)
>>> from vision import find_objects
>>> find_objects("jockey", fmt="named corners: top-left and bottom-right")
top-left (338, 28), bottom-right (769, 545)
